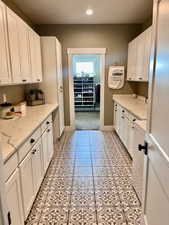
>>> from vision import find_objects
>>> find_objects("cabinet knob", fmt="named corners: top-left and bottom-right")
top-left (47, 129), bottom-right (50, 132)
top-left (138, 141), bottom-right (148, 155)
top-left (139, 77), bottom-right (143, 80)
top-left (30, 138), bottom-right (35, 144)
top-left (37, 79), bottom-right (40, 81)
top-left (46, 121), bottom-right (50, 125)
top-left (32, 149), bottom-right (36, 154)
top-left (133, 119), bottom-right (136, 122)
top-left (22, 79), bottom-right (27, 82)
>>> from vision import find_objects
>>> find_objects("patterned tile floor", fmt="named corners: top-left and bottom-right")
top-left (26, 130), bottom-right (142, 225)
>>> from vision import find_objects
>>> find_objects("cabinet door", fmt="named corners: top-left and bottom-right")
top-left (127, 41), bottom-right (134, 81)
top-left (41, 131), bottom-right (49, 173)
top-left (47, 125), bottom-right (54, 164)
top-left (116, 104), bottom-right (121, 135)
top-left (29, 29), bottom-right (42, 83)
top-left (19, 151), bottom-right (34, 219)
top-left (17, 18), bottom-right (31, 83)
top-left (7, 8), bottom-right (22, 83)
top-left (132, 124), bottom-right (145, 202)
top-left (0, 1), bottom-right (11, 84)
top-left (32, 139), bottom-right (43, 194)
top-left (5, 169), bottom-right (24, 225)
top-left (143, 27), bottom-right (152, 81)
top-left (136, 32), bottom-right (145, 81)
top-left (56, 40), bottom-right (65, 136)
top-left (128, 39), bottom-right (137, 81)
top-left (114, 103), bottom-right (118, 131)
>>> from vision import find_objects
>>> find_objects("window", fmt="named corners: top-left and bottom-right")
top-left (76, 62), bottom-right (94, 74)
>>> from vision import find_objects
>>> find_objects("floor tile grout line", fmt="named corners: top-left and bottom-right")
top-left (90, 144), bottom-right (99, 225)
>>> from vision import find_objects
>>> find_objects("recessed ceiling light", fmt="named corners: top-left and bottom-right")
top-left (86, 9), bottom-right (93, 15)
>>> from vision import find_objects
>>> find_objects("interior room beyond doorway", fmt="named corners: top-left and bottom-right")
top-left (73, 54), bottom-right (101, 130)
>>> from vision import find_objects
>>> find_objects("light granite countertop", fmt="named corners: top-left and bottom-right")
top-left (0, 103), bottom-right (58, 162)
top-left (135, 120), bottom-right (147, 132)
top-left (113, 94), bottom-right (148, 120)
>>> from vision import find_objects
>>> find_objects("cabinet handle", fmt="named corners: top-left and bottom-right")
top-left (37, 79), bottom-right (40, 81)
top-left (30, 138), bottom-right (35, 144)
top-left (122, 110), bottom-right (125, 113)
top-left (32, 149), bottom-right (36, 154)
top-left (133, 119), bottom-right (136, 122)
top-left (139, 77), bottom-right (143, 80)
top-left (138, 141), bottom-right (148, 155)
top-left (22, 79), bottom-right (27, 82)
top-left (47, 129), bottom-right (50, 132)
top-left (7, 211), bottom-right (11, 225)
top-left (121, 116), bottom-right (124, 119)
top-left (46, 121), bottom-right (50, 125)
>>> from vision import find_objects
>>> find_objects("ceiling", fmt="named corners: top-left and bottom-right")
top-left (12, 0), bottom-right (153, 24)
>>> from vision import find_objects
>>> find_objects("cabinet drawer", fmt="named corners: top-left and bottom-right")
top-left (41, 114), bottom-right (52, 134)
top-left (18, 127), bottom-right (41, 163)
top-left (4, 152), bottom-right (18, 181)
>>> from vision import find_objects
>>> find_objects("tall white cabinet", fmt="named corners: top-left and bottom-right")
top-left (127, 27), bottom-right (152, 82)
top-left (40, 37), bottom-right (65, 138)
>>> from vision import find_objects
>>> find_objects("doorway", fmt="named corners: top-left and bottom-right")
top-left (73, 54), bottom-right (100, 130)
top-left (67, 48), bottom-right (106, 130)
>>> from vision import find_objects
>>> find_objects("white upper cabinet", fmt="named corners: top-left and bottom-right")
top-left (127, 26), bottom-right (152, 82)
top-left (29, 29), bottom-right (42, 83)
top-left (0, 1), bottom-right (11, 84)
top-left (0, 1), bottom-right (42, 86)
top-left (7, 8), bottom-right (22, 84)
top-left (17, 18), bottom-right (32, 83)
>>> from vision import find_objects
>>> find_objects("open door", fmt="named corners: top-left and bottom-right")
top-left (142, 0), bottom-right (169, 224)
top-left (56, 39), bottom-right (65, 137)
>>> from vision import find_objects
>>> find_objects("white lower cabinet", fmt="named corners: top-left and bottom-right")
top-left (114, 101), bottom-right (145, 202)
top-left (4, 114), bottom-right (54, 223)
top-left (19, 138), bottom-right (44, 219)
top-left (19, 151), bottom-right (34, 219)
top-left (5, 169), bottom-right (24, 225)
top-left (41, 124), bottom-right (54, 173)
top-left (114, 102), bottom-right (142, 159)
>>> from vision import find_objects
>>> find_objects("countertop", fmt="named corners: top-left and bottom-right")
top-left (113, 94), bottom-right (148, 120)
top-left (135, 120), bottom-right (147, 132)
top-left (0, 103), bottom-right (58, 162)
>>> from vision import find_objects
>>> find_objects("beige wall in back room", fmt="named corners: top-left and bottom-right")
top-left (36, 24), bottom-right (142, 126)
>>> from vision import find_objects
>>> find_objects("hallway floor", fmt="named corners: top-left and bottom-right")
top-left (26, 131), bottom-right (142, 225)
top-left (75, 112), bottom-right (100, 130)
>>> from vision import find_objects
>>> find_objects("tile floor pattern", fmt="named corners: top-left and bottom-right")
top-left (26, 131), bottom-right (143, 225)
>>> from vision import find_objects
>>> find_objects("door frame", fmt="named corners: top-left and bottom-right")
top-left (67, 48), bottom-right (106, 130)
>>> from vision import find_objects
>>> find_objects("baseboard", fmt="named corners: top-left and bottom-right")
top-left (101, 126), bottom-right (114, 131)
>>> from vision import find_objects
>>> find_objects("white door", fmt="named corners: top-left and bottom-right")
top-left (47, 125), bottom-right (54, 164)
top-left (19, 151), bottom-right (34, 219)
top-left (0, 1), bottom-right (11, 85)
top-left (17, 18), bottom-right (31, 83)
top-left (32, 139), bottom-right (43, 194)
top-left (6, 8), bottom-right (22, 84)
top-left (41, 131), bottom-right (49, 173)
top-left (143, 0), bottom-right (169, 224)
top-left (5, 169), bottom-right (24, 225)
top-left (29, 29), bottom-right (42, 83)
top-left (56, 40), bottom-right (65, 136)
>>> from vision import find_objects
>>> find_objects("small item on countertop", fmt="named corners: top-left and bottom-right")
top-left (0, 94), bottom-right (14, 119)
top-left (14, 102), bottom-right (27, 116)
top-left (26, 89), bottom-right (45, 106)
